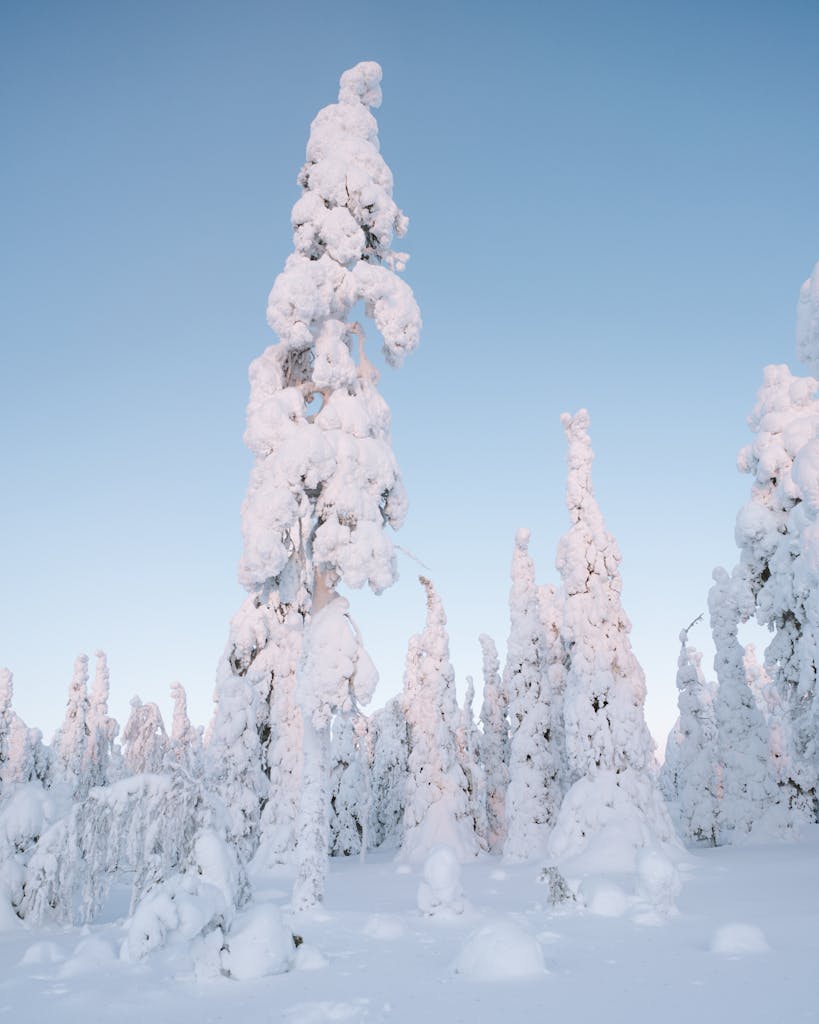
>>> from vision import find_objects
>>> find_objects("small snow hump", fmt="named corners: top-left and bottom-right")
top-left (338, 62), bottom-right (383, 108)
top-left (710, 923), bottom-right (770, 956)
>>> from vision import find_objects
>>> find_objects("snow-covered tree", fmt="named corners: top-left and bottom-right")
top-left (292, 595), bottom-right (378, 908)
top-left (169, 681), bottom-right (203, 776)
top-left (0, 669), bottom-right (12, 790)
top-left (456, 677), bottom-right (489, 852)
top-left (53, 654), bottom-right (91, 796)
top-left (401, 577), bottom-right (476, 865)
top-left (329, 711), bottom-right (368, 857)
top-left (84, 650), bottom-right (120, 788)
top-left (662, 617), bottom-right (719, 844)
top-left (735, 363), bottom-right (819, 821)
top-left (206, 674), bottom-right (265, 862)
top-left (477, 634), bottom-right (508, 853)
top-left (503, 530), bottom-right (563, 862)
top-left (549, 410), bottom-right (676, 865)
top-left (121, 698), bottom-right (168, 776)
top-left (709, 567), bottom-right (785, 841)
top-left (368, 696), bottom-right (409, 850)
top-left (218, 61), bottom-right (420, 908)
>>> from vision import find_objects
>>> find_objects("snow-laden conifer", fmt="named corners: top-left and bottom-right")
top-left (368, 697), bottom-right (409, 850)
top-left (709, 567), bottom-right (785, 841)
top-left (329, 712), bottom-right (367, 857)
top-left (205, 673), bottom-right (266, 863)
top-left (663, 618), bottom-right (719, 844)
top-left (220, 62), bottom-right (420, 906)
top-left (477, 634), bottom-right (508, 853)
top-left (549, 411), bottom-right (676, 867)
top-left (292, 594), bottom-right (378, 908)
top-left (735, 363), bottom-right (819, 820)
top-left (53, 655), bottom-right (91, 796)
top-left (0, 669), bottom-right (12, 790)
top-left (456, 677), bottom-right (489, 852)
top-left (401, 577), bottom-right (476, 865)
top-left (169, 681), bottom-right (203, 776)
top-left (503, 530), bottom-right (563, 862)
top-left (84, 650), bottom-right (120, 788)
top-left (121, 698), bottom-right (168, 776)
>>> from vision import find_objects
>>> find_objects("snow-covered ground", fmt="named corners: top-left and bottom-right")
top-left (2, 828), bottom-right (817, 1023)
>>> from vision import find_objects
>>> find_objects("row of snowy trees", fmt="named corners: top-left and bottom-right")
top-left (1, 58), bottom-right (816, 964)
top-left (662, 263), bottom-right (819, 845)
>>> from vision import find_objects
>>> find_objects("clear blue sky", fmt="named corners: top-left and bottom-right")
top-left (2, 0), bottom-right (818, 748)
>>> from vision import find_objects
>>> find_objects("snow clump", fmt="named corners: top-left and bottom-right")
top-left (453, 917), bottom-right (545, 981)
top-left (417, 845), bottom-right (465, 917)
top-left (220, 903), bottom-right (296, 979)
top-left (710, 923), bottom-right (770, 955)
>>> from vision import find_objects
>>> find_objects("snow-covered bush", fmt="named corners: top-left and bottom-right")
top-left (19, 769), bottom-right (247, 927)
top-left (417, 845), bottom-right (464, 917)
top-left (453, 917), bottom-right (545, 980)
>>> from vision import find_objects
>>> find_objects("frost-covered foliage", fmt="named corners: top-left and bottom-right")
top-left (84, 651), bottom-right (120, 788)
top-left (401, 577), bottom-right (476, 866)
top-left (735, 363), bottom-right (819, 821)
top-left (220, 595), bottom-right (304, 867)
top-left (169, 681), bottom-right (202, 776)
top-left (557, 412), bottom-right (655, 780)
top-left (123, 828), bottom-right (246, 965)
top-left (121, 698), bottom-right (168, 776)
top-left (368, 696), bottom-right (408, 850)
top-left (551, 411), bottom-right (674, 868)
top-left (19, 770), bottom-right (247, 930)
top-left (455, 678), bottom-right (489, 852)
top-left (0, 669), bottom-right (14, 789)
top-left (477, 634), bottom-right (508, 853)
top-left (51, 655), bottom-right (91, 795)
top-left (329, 712), bottom-right (368, 857)
top-left (503, 530), bottom-right (563, 862)
top-left (220, 62), bottom-right (419, 907)
top-left (292, 594), bottom-right (378, 909)
top-left (796, 260), bottom-right (819, 376)
top-left (206, 674), bottom-right (266, 862)
top-left (709, 567), bottom-right (786, 842)
top-left (662, 619), bottom-right (719, 844)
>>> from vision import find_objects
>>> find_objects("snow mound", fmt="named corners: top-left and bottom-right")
top-left (19, 941), bottom-right (64, 966)
top-left (294, 943), bottom-right (329, 971)
top-left (59, 936), bottom-right (117, 977)
top-left (710, 924), bottom-right (770, 955)
top-left (453, 917), bottom-right (545, 981)
top-left (221, 903), bottom-right (295, 979)
top-left (417, 845), bottom-right (464, 917)
top-left (636, 847), bottom-right (681, 915)
top-left (363, 913), bottom-right (405, 940)
top-left (579, 878), bottom-right (630, 918)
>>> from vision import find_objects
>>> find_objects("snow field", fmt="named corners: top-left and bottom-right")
top-left (1, 831), bottom-right (817, 1023)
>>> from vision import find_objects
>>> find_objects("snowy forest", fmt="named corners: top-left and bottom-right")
top-left (2, 59), bottom-right (819, 1021)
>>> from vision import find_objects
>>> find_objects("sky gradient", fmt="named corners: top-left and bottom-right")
top-left (2, 0), bottom-right (818, 748)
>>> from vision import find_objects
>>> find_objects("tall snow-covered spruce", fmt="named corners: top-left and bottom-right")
top-left (217, 62), bottom-right (420, 909)
top-left (502, 530), bottom-right (563, 862)
top-left (549, 410), bottom-right (676, 868)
